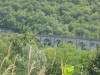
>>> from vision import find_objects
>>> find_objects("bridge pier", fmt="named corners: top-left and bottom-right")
top-left (88, 43), bottom-right (96, 50)
top-left (54, 42), bottom-right (58, 48)
top-left (50, 37), bottom-right (55, 47)
top-left (77, 46), bottom-right (82, 50)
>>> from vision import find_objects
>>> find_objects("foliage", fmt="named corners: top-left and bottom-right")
top-left (62, 64), bottom-right (74, 75)
top-left (44, 43), bottom-right (90, 75)
top-left (0, 30), bottom-right (47, 75)
top-left (0, 0), bottom-right (100, 75)
top-left (0, 0), bottom-right (100, 38)
top-left (88, 51), bottom-right (100, 75)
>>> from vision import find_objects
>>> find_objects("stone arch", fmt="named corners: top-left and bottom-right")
top-left (67, 41), bottom-right (73, 44)
top-left (79, 42), bottom-right (87, 50)
top-left (43, 38), bottom-right (51, 46)
top-left (37, 37), bottom-right (41, 42)
top-left (55, 40), bottom-right (62, 47)
top-left (37, 39), bottom-right (40, 42)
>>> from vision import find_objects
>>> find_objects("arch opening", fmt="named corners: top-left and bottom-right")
top-left (67, 41), bottom-right (73, 44)
top-left (43, 39), bottom-right (51, 46)
top-left (37, 39), bottom-right (40, 42)
top-left (56, 40), bottom-right (62, 47)
top-left (79, 42), bottom-right (87, 50)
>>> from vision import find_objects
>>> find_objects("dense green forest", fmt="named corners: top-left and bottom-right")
top-left (0, 0), bottom-right (100, 38)
top-left (0, 0), bottom-right (100, 75)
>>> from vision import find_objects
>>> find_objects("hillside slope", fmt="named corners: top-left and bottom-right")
top-left (0, 0), bottom-right (100, 38)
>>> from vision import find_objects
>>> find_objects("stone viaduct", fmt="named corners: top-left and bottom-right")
top-left (38, 35), bottom-right (100, 50)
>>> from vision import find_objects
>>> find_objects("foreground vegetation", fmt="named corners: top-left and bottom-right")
top-left (0, 32), bottom-right (100, 75)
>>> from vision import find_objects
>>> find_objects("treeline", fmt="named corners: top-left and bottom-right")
top-left (0, 0), bottom-right (100, 38)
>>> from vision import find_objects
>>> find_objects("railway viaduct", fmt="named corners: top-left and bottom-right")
top-left (38, 35), bottom-right (100, 50)
top-left (0, 28), bottom-right (100, 50)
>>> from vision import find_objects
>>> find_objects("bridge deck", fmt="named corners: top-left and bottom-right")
top-left (38, 35), bottom-right (100, 41)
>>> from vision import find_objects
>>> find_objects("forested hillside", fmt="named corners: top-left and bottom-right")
top-left (0, 0), bottom-right (100, 38)
top-left (0, 0), bottom-right (100, 75)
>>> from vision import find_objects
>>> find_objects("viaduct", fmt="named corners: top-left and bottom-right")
top-left (0, 28), bottom-right (100, 50)
top-left (38, 35), bottom-right (100, 50)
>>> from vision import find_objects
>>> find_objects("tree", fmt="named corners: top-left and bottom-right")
top-left (88, 51), bottom-right (100, 75)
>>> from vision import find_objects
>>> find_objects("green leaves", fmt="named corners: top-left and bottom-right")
top-left (63, 65), bottom-right (74, 75)
top-left (88, 51), bottom-right (100, 75)
top-left (43, 43), bottom-right (89, 75)
top-left (0, 0), bottom-right (100, 38)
